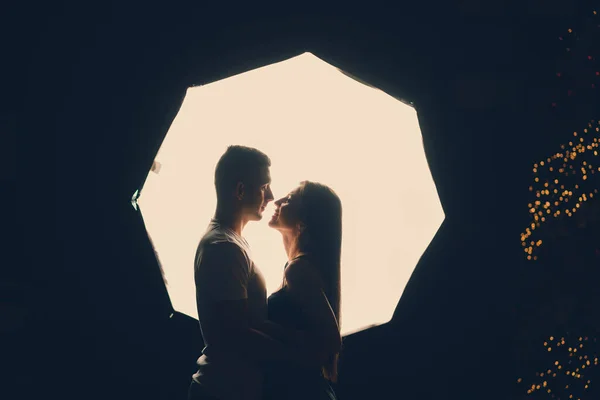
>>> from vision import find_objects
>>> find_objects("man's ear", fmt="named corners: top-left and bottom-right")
top-left (235, 182), bottom-right (244, 200)
top-left (297, 222), bottom-right (306, 233)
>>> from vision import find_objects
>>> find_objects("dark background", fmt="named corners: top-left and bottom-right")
top-left (5, 1), bottom-right (600, 399)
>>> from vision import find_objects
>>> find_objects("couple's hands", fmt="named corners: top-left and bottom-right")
top-left (257, 320), bottom-right (305, 344)
top-left (254, 320), bottom-right (323, 369)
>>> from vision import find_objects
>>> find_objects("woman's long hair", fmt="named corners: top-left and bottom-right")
top-left (295, 180), bottom-right (342, 382)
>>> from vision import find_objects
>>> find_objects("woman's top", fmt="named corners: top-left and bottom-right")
top-left (263, 254), bottom-right (337, 400)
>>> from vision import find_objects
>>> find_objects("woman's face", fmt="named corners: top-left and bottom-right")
top-left (268, 188), bottom-right (303, 233)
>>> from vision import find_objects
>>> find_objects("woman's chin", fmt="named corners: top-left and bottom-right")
top-left (269, 222), bottom-right (286, 233)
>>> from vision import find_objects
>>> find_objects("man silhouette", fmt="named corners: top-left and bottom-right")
top-left (188, 145), bottom-right (311, 400)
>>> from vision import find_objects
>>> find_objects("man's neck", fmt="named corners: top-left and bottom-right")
top-left (214, 206), bottom-right (246, 236)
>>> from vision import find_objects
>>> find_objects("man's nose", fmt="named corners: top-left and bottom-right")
top-left (266, 188), bottom-right (275, 202)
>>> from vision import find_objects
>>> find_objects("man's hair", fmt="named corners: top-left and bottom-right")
top-left (214, 145), bottom-right (271, 200)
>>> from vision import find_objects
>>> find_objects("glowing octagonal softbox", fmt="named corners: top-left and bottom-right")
top-left (138, 53), bottom-right (444, 335)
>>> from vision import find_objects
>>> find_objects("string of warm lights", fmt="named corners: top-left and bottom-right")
top-left (518, 9), bottom-right (600, 399)
top-left (522, 8), bottom-right (600, 261)
top-left (518, 335), bottom-right (599, 399)
top-left (521, 120), bottom-right (600, 260)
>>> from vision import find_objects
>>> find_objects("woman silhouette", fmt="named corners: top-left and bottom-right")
top-left (263, 180), bottom-right (343, 400)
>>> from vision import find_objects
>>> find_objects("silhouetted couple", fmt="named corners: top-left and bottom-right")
top-left (188, 145), bottom-right (342, 400)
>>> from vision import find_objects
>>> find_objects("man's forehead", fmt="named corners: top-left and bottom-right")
top-left (249, 166), bottom-right (271, 185)
top-left (259, 166), bottom-right (271, 184)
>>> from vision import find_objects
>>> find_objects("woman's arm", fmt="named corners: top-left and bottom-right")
top-left (253, 319), bottom-right (332, 367)
top-left (256, 319), bottom-right (304, 344)
top-left (207, 299), bottom-right (321, 369)
top-left (283, 259), bottom-right (342, 363)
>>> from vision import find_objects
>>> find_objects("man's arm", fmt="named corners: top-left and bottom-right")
top-left (254, 319), bottom-right (304, 344)
top-left (253, 319), bottom-right (338, 366)
top-left (256, 319), bottom-right (322, 350)
top-left (199, 243), bottom-right (320, 368)
top-left (211, 299), bottom-right (321, 368)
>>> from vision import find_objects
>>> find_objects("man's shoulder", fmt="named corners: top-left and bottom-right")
top-left (195, 225), bottom-right (252, 271)
top-left (198, 239), bottom-right (245, 260)
top-left (201, 225), bottom-right (248, 248)
top-left (196, 234), bottom-right (252, 269)
top-left (201, 224), bottom-right (230, 243)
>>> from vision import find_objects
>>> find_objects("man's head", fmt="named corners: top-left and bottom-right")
top-left (215, 145), bottom-right (274, 222)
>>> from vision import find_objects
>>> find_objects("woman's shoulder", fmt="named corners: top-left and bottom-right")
top-left (284, 256), bottom-right (324, 288)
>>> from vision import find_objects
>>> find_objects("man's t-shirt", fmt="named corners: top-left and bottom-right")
top-left (192, 219), bottom-right (267, 400)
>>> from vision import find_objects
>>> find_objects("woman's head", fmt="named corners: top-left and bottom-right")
top-left (269, 181), bottom-right (342, 252)
top-left (268, 186), bottom-right (304, 233)
top-left (269, 180), bottom-right (343, 381)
